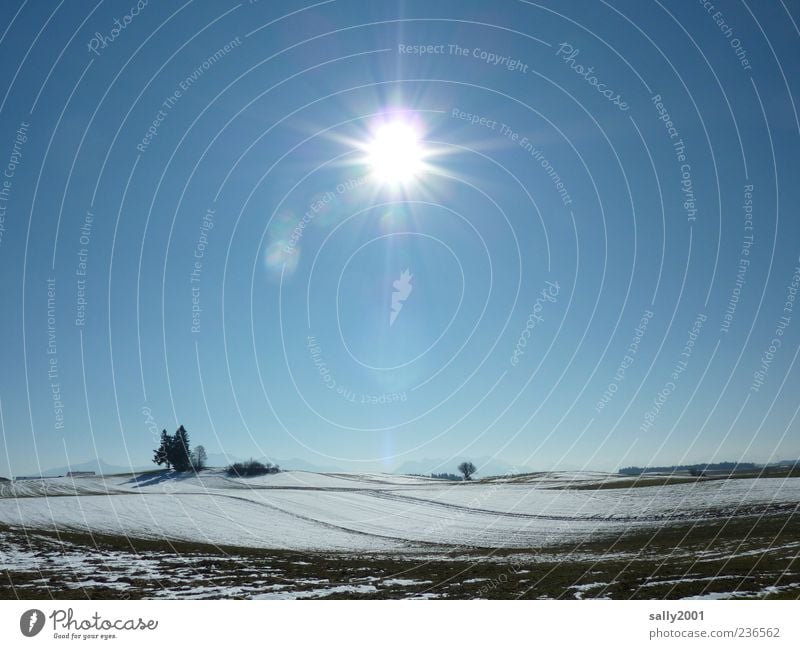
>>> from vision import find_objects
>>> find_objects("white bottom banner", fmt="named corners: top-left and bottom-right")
top-left (1, 601), bottom-right (797, 648)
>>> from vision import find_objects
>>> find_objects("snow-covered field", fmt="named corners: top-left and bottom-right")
top-left (1, 470), bottom-right (797, 553)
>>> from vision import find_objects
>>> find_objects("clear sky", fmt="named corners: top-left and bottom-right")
top-left (1, 0), bottom-right (799, 477)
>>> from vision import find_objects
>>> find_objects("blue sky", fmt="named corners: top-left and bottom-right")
top-left (1, 0), bottom-right (799, 476)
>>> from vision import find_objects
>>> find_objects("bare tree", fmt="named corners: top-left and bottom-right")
top-left (457, 461), bottom-right (477, 481)
top-left (191, 445), bottom-right (207, 471)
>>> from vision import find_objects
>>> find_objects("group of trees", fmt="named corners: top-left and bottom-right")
top-left (151, 426), bottom-right (473, 481)
top-left (429, 462), bottom-right (478, 481)
top-left (152, 425), bottom-right (206, 472)
top-left (150, 426), bottom-right (282, 478)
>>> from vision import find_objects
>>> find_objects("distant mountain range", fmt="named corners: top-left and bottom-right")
top-left (24, 454), bottom-right (527, 479)
top-left (29, 455), bottom-right (345, 477)
top-left (204, 454), bottom-right (345, 473)
top-left (15, 455), bottom-right (796, 480)
top-left (35, 458), bottom-right (151, 477)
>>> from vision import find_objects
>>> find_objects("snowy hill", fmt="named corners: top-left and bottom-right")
top-left (1, 469), bottom-right (798, 553)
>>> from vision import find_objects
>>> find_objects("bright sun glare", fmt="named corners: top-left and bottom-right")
top-left (366, 121), bottom-right (425, 185)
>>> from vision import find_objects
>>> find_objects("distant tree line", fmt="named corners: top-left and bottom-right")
top-left (152, 425), bottom-right (206, 472)
top-left (425, 462), bottom-right (478, 481)
top-left (620, 461), bottom-right (757, 476)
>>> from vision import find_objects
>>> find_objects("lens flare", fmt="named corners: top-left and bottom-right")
top-left (265, 239), bottom-right (299, 277)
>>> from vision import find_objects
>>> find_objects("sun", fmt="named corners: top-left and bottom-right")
top-left (365, 120), bottom-right (425, 185)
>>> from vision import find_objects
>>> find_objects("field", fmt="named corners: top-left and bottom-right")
top-left (1, 470), bottom-right (798, 599)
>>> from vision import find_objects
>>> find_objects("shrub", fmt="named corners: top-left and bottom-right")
top-left (226, 459), bottom-right (280, 477)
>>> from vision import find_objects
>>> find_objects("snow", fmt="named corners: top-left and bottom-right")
top-left (381, 578), bottom-right (432, 587)
top-left (1, 470), bottom-right (798, 553)
top-left (253, 584), bottom-right (379, 599)
top-left (570, 581), bottom-right (609, 599)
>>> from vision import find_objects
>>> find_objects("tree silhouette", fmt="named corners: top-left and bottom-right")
top-left (458, 461), bottom-right (477, 481)
top-left (191, 445), bottom-right (207, 471)
top-left (152, 430), bottom-right (171, 469)
top-left (169, 425), bottom-right (192, 472)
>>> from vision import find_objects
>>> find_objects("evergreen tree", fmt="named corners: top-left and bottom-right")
top-left (152, 429), bottom-right (172, 469)
top-left (168, 425), bottom-right (192, 472)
